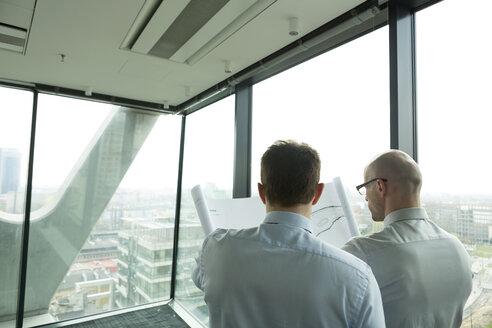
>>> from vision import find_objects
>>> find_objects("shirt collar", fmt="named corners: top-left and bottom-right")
top-left (263, 211), bottom-right (313, 234)
top-left (384, 207), bottom-right (429, 227)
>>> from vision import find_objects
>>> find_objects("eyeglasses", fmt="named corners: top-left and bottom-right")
top-left (356, 178), bottom-right (387, 195)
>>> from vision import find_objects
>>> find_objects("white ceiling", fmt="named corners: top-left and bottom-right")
top-left (0, 0), bottom-right (365, 106)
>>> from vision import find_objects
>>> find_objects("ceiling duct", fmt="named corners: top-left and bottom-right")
top-left (121, 0), bottom-right (277, 65)
top-left (0, 0), bottom-right (36, 54)
top-left (0, 23), bottom-right (26, 53)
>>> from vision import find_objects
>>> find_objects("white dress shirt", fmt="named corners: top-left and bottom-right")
top-left (342, 207), bottom-right (472, 328)
top-left (192, 211), bottom-right (385, 328)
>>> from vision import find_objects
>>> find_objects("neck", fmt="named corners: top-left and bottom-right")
top-left (384, 197), bottom-right (420, 217)
top-left (266, 203), bottom-right (312, 219)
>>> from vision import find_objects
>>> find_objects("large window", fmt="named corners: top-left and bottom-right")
top-left (16, 94), bottom-right (181, 325)
top-left (0, 86), bottom-right (33, 327)
top-left (252, 26), bottom-right (390, 235)
top-left (416, 1), bottom-right (492, 326)
top-left (175, 96), bottom-right (234, 326)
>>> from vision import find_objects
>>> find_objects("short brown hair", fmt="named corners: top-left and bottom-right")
top-left (261, 140), bottom-right (321, 206)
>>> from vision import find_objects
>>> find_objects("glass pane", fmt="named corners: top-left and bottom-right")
top-left (0, 86), bottom-right (33, 327)
top-left (22, 94), bottom-right (181, 326)
top-left (252, 27), bottom-right (389, 235)
top-left (175, 96), bottom-right (234, 326)
top-left (416, 1), bottom-right (492, 326)
top-left (30, 95), bottom-right (110, 210)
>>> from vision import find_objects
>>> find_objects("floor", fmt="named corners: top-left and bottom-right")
top-left (63, 305), bottom-right (189, 328)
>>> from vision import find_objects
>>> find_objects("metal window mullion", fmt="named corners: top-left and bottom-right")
top-left (233, 84), bottom-right (253, 198)
top-left (389, 0), bottom-right (418, 161)
top-left (16, 90), bottom-right (38, 328)
top-left (170, 115), bottom-right (186, 299)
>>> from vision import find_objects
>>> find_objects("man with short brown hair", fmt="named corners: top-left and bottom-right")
top-left (192, 140), bottom-right (385, 328)
top-left (260, 140), bottom-right (321, 206)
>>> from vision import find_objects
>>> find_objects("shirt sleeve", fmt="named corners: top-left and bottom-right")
top-left (192, 229), bottom-right (227, 291)
top-left (353, 269), bottom-right (386, 328)
top-left (191, 236), bottom-right (209, 291)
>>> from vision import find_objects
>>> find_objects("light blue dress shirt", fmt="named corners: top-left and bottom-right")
top-left (342, 207), bottom-right (472, 328)
top-left (192, 211), bottom-right (385, 328)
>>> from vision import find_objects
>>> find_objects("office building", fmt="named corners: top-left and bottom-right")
top-left (0, 148), bottom-right (21, 194)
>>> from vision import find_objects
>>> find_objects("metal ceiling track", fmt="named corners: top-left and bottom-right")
top-left (34, 83), bottom-right (177, 115)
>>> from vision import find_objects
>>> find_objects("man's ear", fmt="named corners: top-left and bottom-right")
top-left (312, 183), bottom-right (324, 205)
top-left (258, 183), bottom-right (267, 204)
top-left (377, 179), bottom-right (387, 196)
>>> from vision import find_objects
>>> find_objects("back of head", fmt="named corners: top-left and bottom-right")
top-left (368, 150), bottom-right (422, 196)
top-left (261, 140), bottom-right (320, 207)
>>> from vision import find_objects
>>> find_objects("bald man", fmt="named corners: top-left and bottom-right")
top-left (342, 150), bottom-right (472, 328)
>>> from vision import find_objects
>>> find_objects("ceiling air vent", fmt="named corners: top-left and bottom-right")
top-left (0, 0), bottom-right (35, 54)
top-left (121, 0), bottom-right (276, 65)
top-left (0, 23), bottom-right (27, 53)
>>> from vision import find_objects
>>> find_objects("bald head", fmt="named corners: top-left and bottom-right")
top-left (366, 150), bottom-right (422, 198)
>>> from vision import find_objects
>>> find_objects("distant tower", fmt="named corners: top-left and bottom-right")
top-left (0, 148), bottom-right (22, 194)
